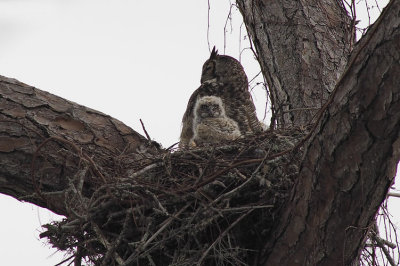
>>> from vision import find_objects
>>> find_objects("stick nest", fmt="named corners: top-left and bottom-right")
top-left (39, 129), bottom-right (306, 265)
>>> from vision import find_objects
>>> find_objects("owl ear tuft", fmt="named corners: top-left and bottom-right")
top-left (210, 46), bottom-right (218, 59)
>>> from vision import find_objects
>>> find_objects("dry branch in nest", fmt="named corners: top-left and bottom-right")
top-left (358, 201), bottom-right (400, 266)
top-left (38, 129), bottom-right (305, 265)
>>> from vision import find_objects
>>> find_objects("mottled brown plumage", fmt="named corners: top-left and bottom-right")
top-left (191, 96), bottom-right (241, 146)
top-left (180, 47), bottom-right (262, 148)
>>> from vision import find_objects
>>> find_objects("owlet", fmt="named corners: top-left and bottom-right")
top-left (191, 96), bottom-right (241, 146)
top-left (180, 47), bottom-right (262, 148)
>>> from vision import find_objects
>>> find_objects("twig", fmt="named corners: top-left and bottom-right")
top-left (207, 0), bottom-right (211, 52)
top-left (139, 119), bottom-right (152, 141)
top-left (130, 162), bottom-right (162, 178)
top-left (210, 155), bottom-right (268, 205)
top-left (166, 141), bottom-right (179, 151)
top-left (374, 235), bottom-right (397, 249)
top-left (364, 0), bottom-right (372, 26)
top-left (141, 203), bottom-right (189, 250)
top-left (234, 169), bottom-right (247, 180)
top-left (92, 223), bottom-right (124, 265)
top-left (197, 209), bottom-right (253, 265)
top-left (54, 254), bottom-right (75, 266)
top-left (223, 2), bottom-right (234, 54)
top-left (145, 189), bottom-right (169, 216)
top-left (371, 233), bottom-right (397, 266)
top-left (123, 203), bottom-right (191, 266)
top-left (102, 212), bottom-right (132, 265)
top-left (179, 147), bottom-right (292, 193)
top-left (74, 243), bottom-right (83, 266)
top-left (248, 70), bottom-right (262, 85)
top-left (388, 192), bottom-right (400, 198)
top-left (217, 205), bottom-right (273, 212)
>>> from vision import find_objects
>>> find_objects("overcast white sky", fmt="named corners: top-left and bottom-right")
top-left (0, 0), bottom-right (395, 265)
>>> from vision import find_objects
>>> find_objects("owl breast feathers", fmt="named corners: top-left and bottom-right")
top-left (191, 96), bottom-right (241, 146)
top-left (180, 47), bottom-right (262, 148)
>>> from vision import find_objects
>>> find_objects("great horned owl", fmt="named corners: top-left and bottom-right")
top-left (180, 47), bottom-right (262, 148)
top-left (191, 96), bottom-right (241, 146)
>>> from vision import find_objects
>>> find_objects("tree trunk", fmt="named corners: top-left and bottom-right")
top-left (237, 0), bottom-right (352, 128)
top-left (236, 0), bottom-right (400, 264)
top-left (0, 0), bottom-right (399, 265)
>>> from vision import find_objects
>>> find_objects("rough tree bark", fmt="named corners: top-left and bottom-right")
top-left (253, 0), bottom-right (400, 264)
top-left (0, 0), bottom-right (399, 265)
top-left (0, 77), bottom-right (158, 215)
top-left (237, 0), bottom-right (352, 127)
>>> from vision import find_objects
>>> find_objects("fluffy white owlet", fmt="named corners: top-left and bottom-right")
top-left (180, 47), bottom-right (262, 148)
top-left (191, 96), bottom-right (241, 146)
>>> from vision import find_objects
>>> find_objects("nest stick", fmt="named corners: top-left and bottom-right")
top-left (140, 119), bottom-right (152, 141)
top-left (197, 209), bottom-right (253, 265)
top-left (92, 223), bottom-right (124, 265)
top-left (123, 203), bottom-right (191, 266)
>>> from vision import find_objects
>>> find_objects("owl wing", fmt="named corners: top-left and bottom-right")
top-left (220, 118), bottom-right (242, 138)
top-left (220, 85), bottom-right (263, 136)
top-left (192, 117), bottom-right (240, 145)
top-left (242, 91), bottom-right (263, 134)
top-left (179, 82), bottom-right (224, 148)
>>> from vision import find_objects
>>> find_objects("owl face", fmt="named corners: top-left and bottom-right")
top-left (200, 47), bottom-right (247, 86)
top-left (194, 96), bottom-right (225, 120)
top-left (198, 102), bottom-right (222, 118)
top-left (201, 60), bottom-right (216, 83)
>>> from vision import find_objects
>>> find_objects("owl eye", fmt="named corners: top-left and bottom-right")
top-left (203, 61), bottom-right (215, 72)
top-left (199, 105), bottom-right (209, 114)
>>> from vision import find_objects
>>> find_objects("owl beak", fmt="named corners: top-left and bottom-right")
top-left (201, 77), bottom-right (217, 84)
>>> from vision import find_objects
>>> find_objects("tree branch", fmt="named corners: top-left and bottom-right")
top-left (259, 1), bottom-right (400, 264)
top-left (0, 76), bottom-right (157, 214)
